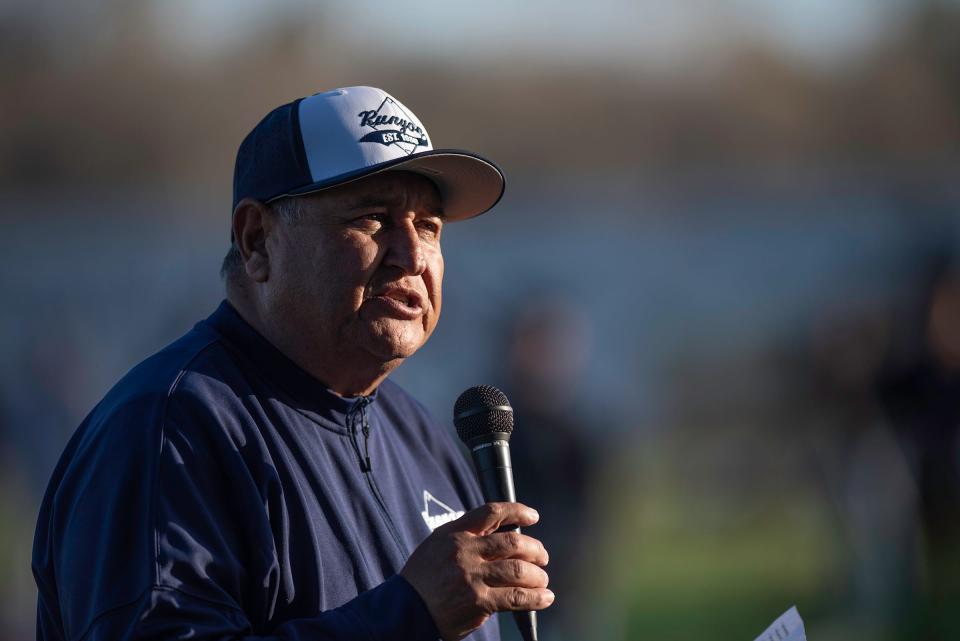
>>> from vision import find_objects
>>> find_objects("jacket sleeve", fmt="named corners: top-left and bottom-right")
top-left (39, 392), bottom-right (441, 641)
top-left (80, 576), bottom-right (439, 641)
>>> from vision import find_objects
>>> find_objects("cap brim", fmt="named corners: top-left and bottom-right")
top-left (275, 149), bottom-right (505, 221)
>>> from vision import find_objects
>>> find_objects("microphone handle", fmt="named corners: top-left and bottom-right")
top-left (469, 438), bottom-right (539, 641)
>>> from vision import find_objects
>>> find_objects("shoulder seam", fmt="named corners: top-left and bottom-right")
top-left (152, 334), bottom-right (222, 586)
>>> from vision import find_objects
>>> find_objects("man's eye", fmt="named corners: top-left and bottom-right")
top-left (354, 213), bottom-right (387, 229)
top-left (416, 219), bottom-right (442, 237)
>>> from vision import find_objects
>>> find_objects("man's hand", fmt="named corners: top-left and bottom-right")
top-left (400, 502), bottom-right (553, 641)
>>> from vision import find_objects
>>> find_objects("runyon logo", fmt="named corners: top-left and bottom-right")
top-left (420, 490), bottom-right (465, 531)
top-left (356, 96), bottom-right (429, 155)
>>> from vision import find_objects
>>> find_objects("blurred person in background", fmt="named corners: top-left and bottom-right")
top-left (877, 254), bottom-right (960, 641)
top-left (802, 297), bottom-right (918, 635)
top-left (31, 87), bottom-right (554, 641)
top-left (499, 295), bottom-right (600, 641)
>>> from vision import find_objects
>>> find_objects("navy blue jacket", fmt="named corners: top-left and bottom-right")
top-left (33, 301), bottom-right (499, 641)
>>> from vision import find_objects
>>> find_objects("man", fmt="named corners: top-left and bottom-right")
top-left (32, 86), bottom-right (553, 641)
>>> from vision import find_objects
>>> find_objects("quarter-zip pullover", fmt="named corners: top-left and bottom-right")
top-left (32, 301), bottom-right (498, 641)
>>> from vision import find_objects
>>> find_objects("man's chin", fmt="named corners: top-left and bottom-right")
top-left (358, 324), bottom-right (429, 363)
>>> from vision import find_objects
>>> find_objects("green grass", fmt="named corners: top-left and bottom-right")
top-left (592, 443), bottom-right (848, 641)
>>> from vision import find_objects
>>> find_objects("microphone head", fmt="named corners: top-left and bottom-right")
top-left (453, 385), bottom-right (514, 444)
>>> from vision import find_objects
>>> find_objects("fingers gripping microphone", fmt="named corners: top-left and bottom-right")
top-left (454, 385), bottom-right (539, 641)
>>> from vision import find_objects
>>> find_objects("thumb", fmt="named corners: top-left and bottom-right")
top-left (452, 502), bottom-right (540, 535)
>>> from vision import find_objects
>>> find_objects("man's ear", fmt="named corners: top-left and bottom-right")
top-left (231, 198), bottom-right (275, 283)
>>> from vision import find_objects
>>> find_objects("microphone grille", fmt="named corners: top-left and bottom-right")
top-left (453, 385), bottom-right (514, 443)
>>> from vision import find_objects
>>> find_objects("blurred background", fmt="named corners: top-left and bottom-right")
top-left (2, 1), bottom-right (960, 639)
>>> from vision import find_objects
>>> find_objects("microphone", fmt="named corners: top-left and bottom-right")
top-left (454, 385), bottom-right (539, 641)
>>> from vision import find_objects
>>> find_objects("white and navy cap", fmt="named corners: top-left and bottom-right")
top-left (233, 86), bottom-right (505, 220)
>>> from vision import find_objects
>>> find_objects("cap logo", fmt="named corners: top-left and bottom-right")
top-left (357, 96), bottom-right (429, 155)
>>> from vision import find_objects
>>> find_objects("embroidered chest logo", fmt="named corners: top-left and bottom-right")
top-left (420, 490), bottom-right (465, 531)
top-left (356, 97), bottom-right (429, 155)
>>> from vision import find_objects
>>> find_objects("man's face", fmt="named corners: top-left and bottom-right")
top-left (264, 171), bottom-right (445, 367)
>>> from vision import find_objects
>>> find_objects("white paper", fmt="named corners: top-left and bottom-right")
top-left (752, 606), bottom-right (806, 641)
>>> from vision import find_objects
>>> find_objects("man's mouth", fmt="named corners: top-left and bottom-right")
top-left (367, 287), bottom-right (424, 318)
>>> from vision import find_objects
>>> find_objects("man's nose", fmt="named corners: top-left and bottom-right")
top-left (384, 220), bottom-right (427, 275)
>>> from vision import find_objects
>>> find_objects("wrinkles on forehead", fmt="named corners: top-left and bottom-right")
top-left (317, 172), bottom-right (446, 219)
top-left (343, 194), bottom-right (444, 217)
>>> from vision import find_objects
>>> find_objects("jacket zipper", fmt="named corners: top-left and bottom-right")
top-left (348, 398), bottom-right (407, 557)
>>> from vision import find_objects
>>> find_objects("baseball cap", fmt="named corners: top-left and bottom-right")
top-left (232, 86), bottom-right (505, 221)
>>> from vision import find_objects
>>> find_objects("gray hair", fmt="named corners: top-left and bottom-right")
top-left (220, 198), bottom-right (306, 281)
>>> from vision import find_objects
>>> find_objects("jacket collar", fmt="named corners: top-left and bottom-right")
top-left (202, 300), bottom-right (377, 433)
